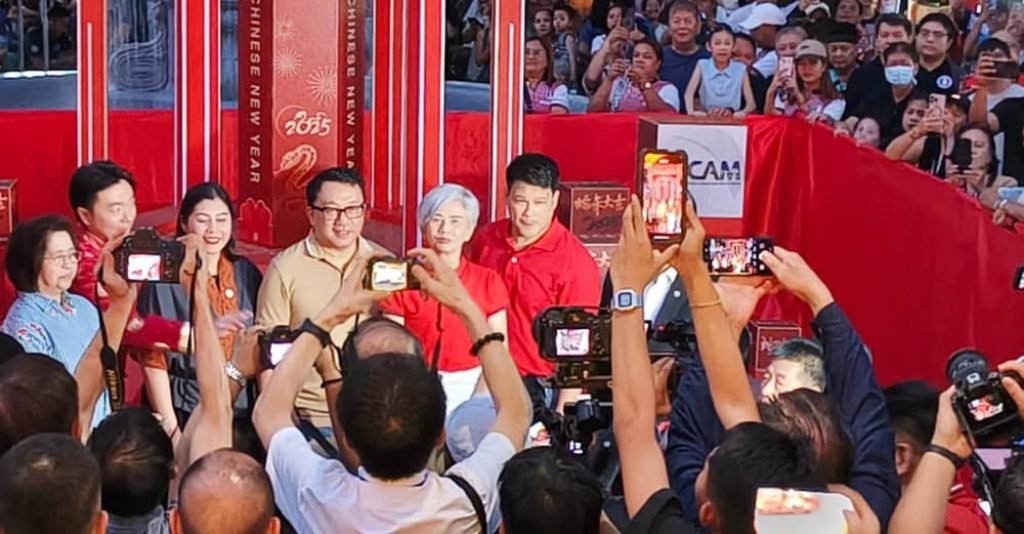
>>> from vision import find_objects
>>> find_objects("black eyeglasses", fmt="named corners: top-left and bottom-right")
top-left (310, 204), bottom-right (366, 221)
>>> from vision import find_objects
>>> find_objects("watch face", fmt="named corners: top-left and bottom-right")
top-left (615, 291), bottom-right (636, 309)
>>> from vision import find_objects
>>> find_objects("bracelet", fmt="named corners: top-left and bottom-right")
top-left (926, 444), bottom-right (967, 469)
top-left (470, 332), bottom-right (505, 356)
top-left (995, 199), bottom-right (1009, 211)
top-left (321, 377), bottom-right (343, 389)
top-left (690, 299), bottom-right (722, 310)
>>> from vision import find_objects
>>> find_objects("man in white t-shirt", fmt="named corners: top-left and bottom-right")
top-left (972, 37), bottom-right (1024, 174)
top-left (252, 251), bottom-right (532, 534)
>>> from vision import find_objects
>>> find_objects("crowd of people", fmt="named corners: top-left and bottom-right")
top-left (448, 0), bottom-right (1024, 224)
top-left (0, 152), bottom-right (1022, 534)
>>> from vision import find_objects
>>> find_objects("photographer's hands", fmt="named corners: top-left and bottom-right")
top-left (609, 195), bottom-right (678, 292)
top-left (759, 246), bottom-right (835, 316)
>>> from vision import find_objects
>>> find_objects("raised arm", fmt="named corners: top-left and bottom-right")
top-left (683, 67), bottom-right (703, 116)
top-left (672, 202), bottom-right (760, 429)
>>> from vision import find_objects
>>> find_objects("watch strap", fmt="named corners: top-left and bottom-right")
top-left (299, 318), bottom-right (333, 348)
top-left (224, 362), bottom-right (247, 388)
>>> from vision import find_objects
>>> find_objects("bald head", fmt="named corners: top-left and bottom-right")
top-left (352, 318), bottom-right (423, 361)
top-left (172, 450), bottom-right (278, 534)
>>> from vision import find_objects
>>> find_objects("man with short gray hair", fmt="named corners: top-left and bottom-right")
top-left (760, 338), bottom-right (826, 399)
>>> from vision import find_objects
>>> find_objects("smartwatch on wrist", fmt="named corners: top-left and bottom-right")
top-left (611, 289), bottom-right (642, 312)
top-left (299, 318), bottom-right (333, 348)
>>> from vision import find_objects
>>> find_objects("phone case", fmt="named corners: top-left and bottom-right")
top-left (637, 149), bottom-right (688, 245)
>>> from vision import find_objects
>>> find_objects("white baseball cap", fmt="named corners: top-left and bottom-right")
top-left (740, 4), bottom-right (787, 31)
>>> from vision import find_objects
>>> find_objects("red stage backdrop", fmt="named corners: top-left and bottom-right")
top-left (0, 111), bottom-right (1021, 386)
top-left (236, 0), bottom-right (364, 247)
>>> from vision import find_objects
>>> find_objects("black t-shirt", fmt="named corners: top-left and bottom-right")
top-left (994, 97), bottom-right (1024, 185)
top-left (843, 58), bottom-right (885, 120)
top-left (916, 58), bottom-right (964, 96)
top-left (626, 489), bottom-right (699, 534)
top-left (851, 87), bottom-right (917, 141)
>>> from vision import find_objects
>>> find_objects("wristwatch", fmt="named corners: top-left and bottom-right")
top-left (224, 362), bottom-right (247, 389)
top-left (642, 81), bottom-right (654, 90)
top-left (611, 289), bottom-right (642, 312)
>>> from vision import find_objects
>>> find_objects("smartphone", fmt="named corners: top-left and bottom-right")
top-left (993, 60), bottom-right (1021, 80)
top-left (639, 149), bottom-right (688, 244)
top-left (997, 187), bottom-right (1024, 203)
top-left (364, 258), bottom-right (421, 292)
top-left (754, 488), bottom-right (854, 534)
top-left (950, 138), bottom-right (973, 172)
top-left (927, 93), bottom-right (946, 121)
top-left (703, 237), bottom-right (773, 276)
top-left (777, 56), bottom-right (795, 80)
top-left (259, 325), bottom-right (298, 368)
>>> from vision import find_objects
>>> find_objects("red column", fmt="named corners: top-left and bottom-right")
top-left (370, 0), bottom-right (445, 251)
top-left (489, 0), bottom-right (525, 220)
top-left (175, 0), bottom-right (221, 191)
top-left (77, 0), bottom-right (108, 164)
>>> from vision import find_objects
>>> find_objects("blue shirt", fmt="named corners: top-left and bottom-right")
top-left (660, 45), bottom-right (710, 113)
top-left (2, 292), bottom-right (109, 427)
top-left (697, 58), bottom-right (746, 111)
top-left (665, 303), bottom-right (899, 531)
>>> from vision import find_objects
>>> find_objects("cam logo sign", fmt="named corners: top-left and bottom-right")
top-left (651, 123), bottom-right (747, 218)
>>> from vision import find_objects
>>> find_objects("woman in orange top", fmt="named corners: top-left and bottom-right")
top-left (136, 183), bottom-right (262, 440)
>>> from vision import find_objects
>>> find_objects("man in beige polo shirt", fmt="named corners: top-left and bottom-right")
top-left (256, 167), bottom-right (386, 437)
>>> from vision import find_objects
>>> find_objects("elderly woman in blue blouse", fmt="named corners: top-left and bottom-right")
top-left (1, 215), bottom-right (109, 426)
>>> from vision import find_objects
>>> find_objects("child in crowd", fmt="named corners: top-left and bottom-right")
top-left (534, 7), bottom-right (554, 42)
top-left (684, 26), bottom-right (756, 117)
top-left (552, 4), bottom-right (579, 87)
top-left (643, 0), bottom-right (667, 43)
top-left (853, 117), bottom-right (882, 148)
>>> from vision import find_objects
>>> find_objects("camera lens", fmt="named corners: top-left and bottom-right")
top-left (946, 348), bottom-right (990, 385)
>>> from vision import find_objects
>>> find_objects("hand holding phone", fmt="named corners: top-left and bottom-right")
top-left (754, 488), bottom-right (854, 534)
top-left (638, 150), bottom-right (688, 244)
top-left (364, 257), bottom-right (421, 292)
top-left (703, 237), bottom-right (773, 276)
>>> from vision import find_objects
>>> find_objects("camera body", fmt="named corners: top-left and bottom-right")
top-left (364, 257), bottom-right (421, 292)
top-left (114, 228), bottom-right (185, 284)
top-left (533, 307), bottom-right (612, 362)
top-left (948, 350), bottom-right (1024, 447)
top-left (259, 326), bottom-right (298, 369)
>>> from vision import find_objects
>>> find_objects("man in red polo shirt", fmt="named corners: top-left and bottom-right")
top-left (467, 153), bottom-right (601, 412)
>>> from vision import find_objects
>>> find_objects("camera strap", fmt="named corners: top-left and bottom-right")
top-left (429, 301), bottom-right (443, 374)
top-left (183, 260), bottom-right (199, 362)
top-left (94, 267), bottom-right (124, 412)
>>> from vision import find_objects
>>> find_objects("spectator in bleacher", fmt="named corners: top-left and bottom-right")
top-left (834, 0), bottom-right (862, 25)
top-left (1, 216), bottom-right (111, 428)
top-left (468, 154), bottom-right (600, 415)
top-left (67, 162), bottom-right (192, 402)
top-left (963, 1), bottom-right (1009, 61)
top-left (882, 380), bottom-right (989, 534)
top-left (525, 36), bottom-right (571, 114)
top-left (969, 38), bottom-right (1024, 173)
top-left (823, 22), bottom-right (860, 94)
top-left (0, 354), bottom-right (78, 456)
top-left (87, 407), bottom-right (174, 534)
top-left (498, 446), bottom-right (604, 534)
top-left (733, 32), bottom-right (770, 111)
top-left (136, 183), bottom-right (260, 442)
top-left (885, 95), bottom-right (962, 177)
top-left (659, 1), bottom-right (709, 112)
top-left (588, 2), bottom-right (633, 58)
top-left (171, 449), bottom-right (279, 534)
top-left (767, 40), bottom-right (846, 123)
top-left (971, 80), bottom-right (1024, 185)
top-left (644, 0), bottom-right (668, 43)
top-left (256, 167), bottom-right (388, 446)
top-left (581, 6), bottom-right (635, 94)
top-left (589, 37), bottom-right (681, 111)
top-left (741, 4), bottom-right (787, 78)
top-left (534, 7), bottom-right (555, 42)
top-left (380, 183), bottom-right (510, 417)
top-left (552, 4), bottom-right (579, 86)
top-left (844, 14), bottom-right (913, 120)
top-left (467, 0), bottom-right (491, 83)
top-left (915, 13), bottom-right (965, 96)
top-left (684, 26), bottom-right (756, 117)
top-left (853, 116), bottom-right (883, 147)
top-left (947, 126), bottom-right (1016, 200)
top-left (845, 42), bottom-right (921, 142)
top-left (0, 433), bottom-right (108, 534)
top-left (253, 250), bottom-right (531, 532)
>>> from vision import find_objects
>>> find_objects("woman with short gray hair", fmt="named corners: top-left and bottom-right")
top-left (380, 184), bottom-right (510, 417)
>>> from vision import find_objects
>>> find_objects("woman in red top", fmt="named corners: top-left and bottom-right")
top-left (379, 184), bottom-right (510, 417)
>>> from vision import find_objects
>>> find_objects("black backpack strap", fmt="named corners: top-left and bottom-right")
top-left (294, 410), bottom-right (341, 460)
top-left (446, 473), bottom-right (487, 533)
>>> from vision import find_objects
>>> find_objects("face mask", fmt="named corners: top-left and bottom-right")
top-left (884, 65), bottom-right (915, 86)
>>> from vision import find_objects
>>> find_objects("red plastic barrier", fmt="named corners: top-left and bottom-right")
top-left (0, 110), bottom-right (1022, 385)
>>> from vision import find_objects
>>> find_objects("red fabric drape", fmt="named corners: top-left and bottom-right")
top-left (1, 110), bottom-right (1022, 386)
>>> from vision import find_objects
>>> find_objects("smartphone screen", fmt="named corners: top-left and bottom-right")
top-left (370, 261), bottom-right (409, 291)
top-left (754, 488), bottom-right (853, 534)
top-left (993, 60), bottom-right (1021, 80)
top-left (927, 93), bottom-right (946, 121)
top-left (703, 237), bottom-right (772, 276)
top-left (127, 253), bottom-right (162, 282)
top-left (555, 328), bottom-right (591, 357)
top-left (639, 150), bottom-right (687, 239)
top-left (778, 56), bottom-right (794, 80)
top-left (269, 341), bottom-right (293, 367)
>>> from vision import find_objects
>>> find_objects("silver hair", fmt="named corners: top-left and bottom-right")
top-left (417, 184), bottom-right (481, 230)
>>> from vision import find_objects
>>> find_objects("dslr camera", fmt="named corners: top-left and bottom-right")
top-left (533, 307), bottom-right (612, 389)
top-left (259, 326), bottom-right (298, 369)
top-left (948, 349), bottom-right (1024, 447)
top-left (114, 228), bottom-right (185, 284)
top-left (364, 257), bottom-right (421, 292)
